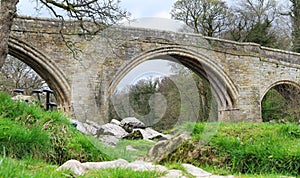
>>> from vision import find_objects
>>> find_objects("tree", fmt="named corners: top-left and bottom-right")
top-left (0, 0), bottom-right (18, 68)
top-left (288, 0), bottom-right (300, 52)
top-left (226, 0), bottom-right (280, 47)
top-left (170, 0), bottom-right (229, 37)
top-left (0, 54), bottom-right (46, 94)
top-left (0, 0), bottom-right (127, 68)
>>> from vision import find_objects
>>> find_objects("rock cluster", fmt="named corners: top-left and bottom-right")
top-left (57, 159), bottom-right (234, 178)
top-left (70, 117), bottom-right (170, 147)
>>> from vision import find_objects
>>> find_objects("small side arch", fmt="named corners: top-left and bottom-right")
top-left (8, 37), bottom-right (71, 111)
top-left (261, 80), bottom-right (300, 102)
top-left (108, 45), bottom-right (239, 119)
top-left (261, 80), bottom-right (300, 122)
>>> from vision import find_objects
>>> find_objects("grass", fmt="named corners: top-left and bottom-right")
top-left (0, 157), bottom-right (69, 178)
top-left (1, 91), bottom-right (299, 177)
top-left (0, 92), bottom-right (110, 164)
top-left (164, 122), bottom-right (300, 176)
top-left (0, 157), bottom-right (164, 178)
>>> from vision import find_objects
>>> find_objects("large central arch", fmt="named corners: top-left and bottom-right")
top-left (108, 46), bottom-right (238, 120)
top-left (8, 37), bottom-right (71, 111)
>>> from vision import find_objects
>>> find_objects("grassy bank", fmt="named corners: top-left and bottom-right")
top-left (0, 92), bottom-right (109, 164)
top-left (0, 91), bottom-right (299, 177)
top-left (164, 122), bottom-right (300, 176)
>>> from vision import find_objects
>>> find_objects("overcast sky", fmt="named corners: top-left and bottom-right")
top-left (17, 0), bottom-right (177, 19)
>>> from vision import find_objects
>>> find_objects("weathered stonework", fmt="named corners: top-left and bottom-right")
top-left (9, 16), bottom-right (300, 124)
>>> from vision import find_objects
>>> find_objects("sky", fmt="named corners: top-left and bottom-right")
top-left (17, 0), bottom-right (177, 19)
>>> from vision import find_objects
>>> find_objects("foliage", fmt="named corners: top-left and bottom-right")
top-left (261, 89), bottom-right (286, 122)
top-left (171, 0), bottom-right (229, 37)
top-left (109, 61), bottom-right (217, 132)
top-left (289, 0), bottom-right (300, 52)
top-left (244, 20), bottom-right (277, 47)
top-left (163, 122), bottom-right (300, 176)
top-left (0, 92), bottom-right (110, 165)
top-left (225, 0), bottom-right (280, 47)
top-left (262, 85), bottom-right (300, 123)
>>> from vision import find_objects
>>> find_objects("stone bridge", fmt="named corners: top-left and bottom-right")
top-left (8, 16), bottom-right (300, 124)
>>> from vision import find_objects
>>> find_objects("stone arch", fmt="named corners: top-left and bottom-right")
top-left (8, 37), bottom-right (71, 111)
top-left (108, 46), bottom-right (238, 120)
top-left (261, 80), bottom-right (300, 101)
top-left (261, 80), bottom-right (300, 122)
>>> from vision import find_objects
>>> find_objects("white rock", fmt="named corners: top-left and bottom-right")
top-left (56, 160), bottom-right (86, 176)
top-left (82, 159), bottom-right (129, 170)
top-left (76, 121), bottom-right (98, 136)
top-left (134, 128), bottom-right (169, 140)
top-left (182, 164), bottom-right (212, 177)
top-left (110, 119), bottom-right (121, 126)
top-left (209, 175), bottom-right (235, 178)
top-left (127, 160), bottom-right (168, 173)
top-left (163, 169), bottom-right (186, 178)
top-left (98, 123), bottom-right (128, 138)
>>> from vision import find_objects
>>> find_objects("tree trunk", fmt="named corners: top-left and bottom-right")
top-left (0, 0), bottom-right (19, 68)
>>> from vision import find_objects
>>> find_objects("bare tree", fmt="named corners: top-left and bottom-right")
top-left (0, 0), bottom-right (127, 68)
top-left (226, 0), bottom-right (280, 47)
top-left (0, 55), bottom-right (46, 94)
top-left (170, 0), bottom-right (229, 37)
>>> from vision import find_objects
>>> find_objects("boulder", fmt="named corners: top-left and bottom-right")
top-left (71, 119), bottom-right (98, 136)
top-left (120, 117), bottom-right (146, 132)
top-left (82, 159), bottom-right (128, 170)
top-left (134, 128), bottom-right (170, 140)
top-left (110, 119), bottom-right (121, 126)
top-left (163, 170), bottom-right (186, 178)
top-left (182, 164), bottom-right (212, 177)
top-left (127, 160), bottom-right (168, 173)
top-left (56, 160), bottom-right (86, 176)
top-left (98, 135), bottom-right (119, 147)
top-left (145, 132), bottom-right (191, 163)
top-left (98, 123), bottom-right (128, 138)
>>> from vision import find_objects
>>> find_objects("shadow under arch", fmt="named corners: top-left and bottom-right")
top-left (108, 45), bottom-right (239, 121)
top-left (8, 37), bottom-right (71, 111)
top-left (261, 80), bottom-right (300, 122)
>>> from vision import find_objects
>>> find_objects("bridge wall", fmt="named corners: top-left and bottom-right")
top-left (8, 17), bottom-right (300, 124)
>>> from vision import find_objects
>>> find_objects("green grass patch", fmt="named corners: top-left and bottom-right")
top-left (164, 122), bottom-right (300, 176)
top-left (0, 92), bottom-right (110, 164)
top-left (0, 157), bottom-right (70, 178)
